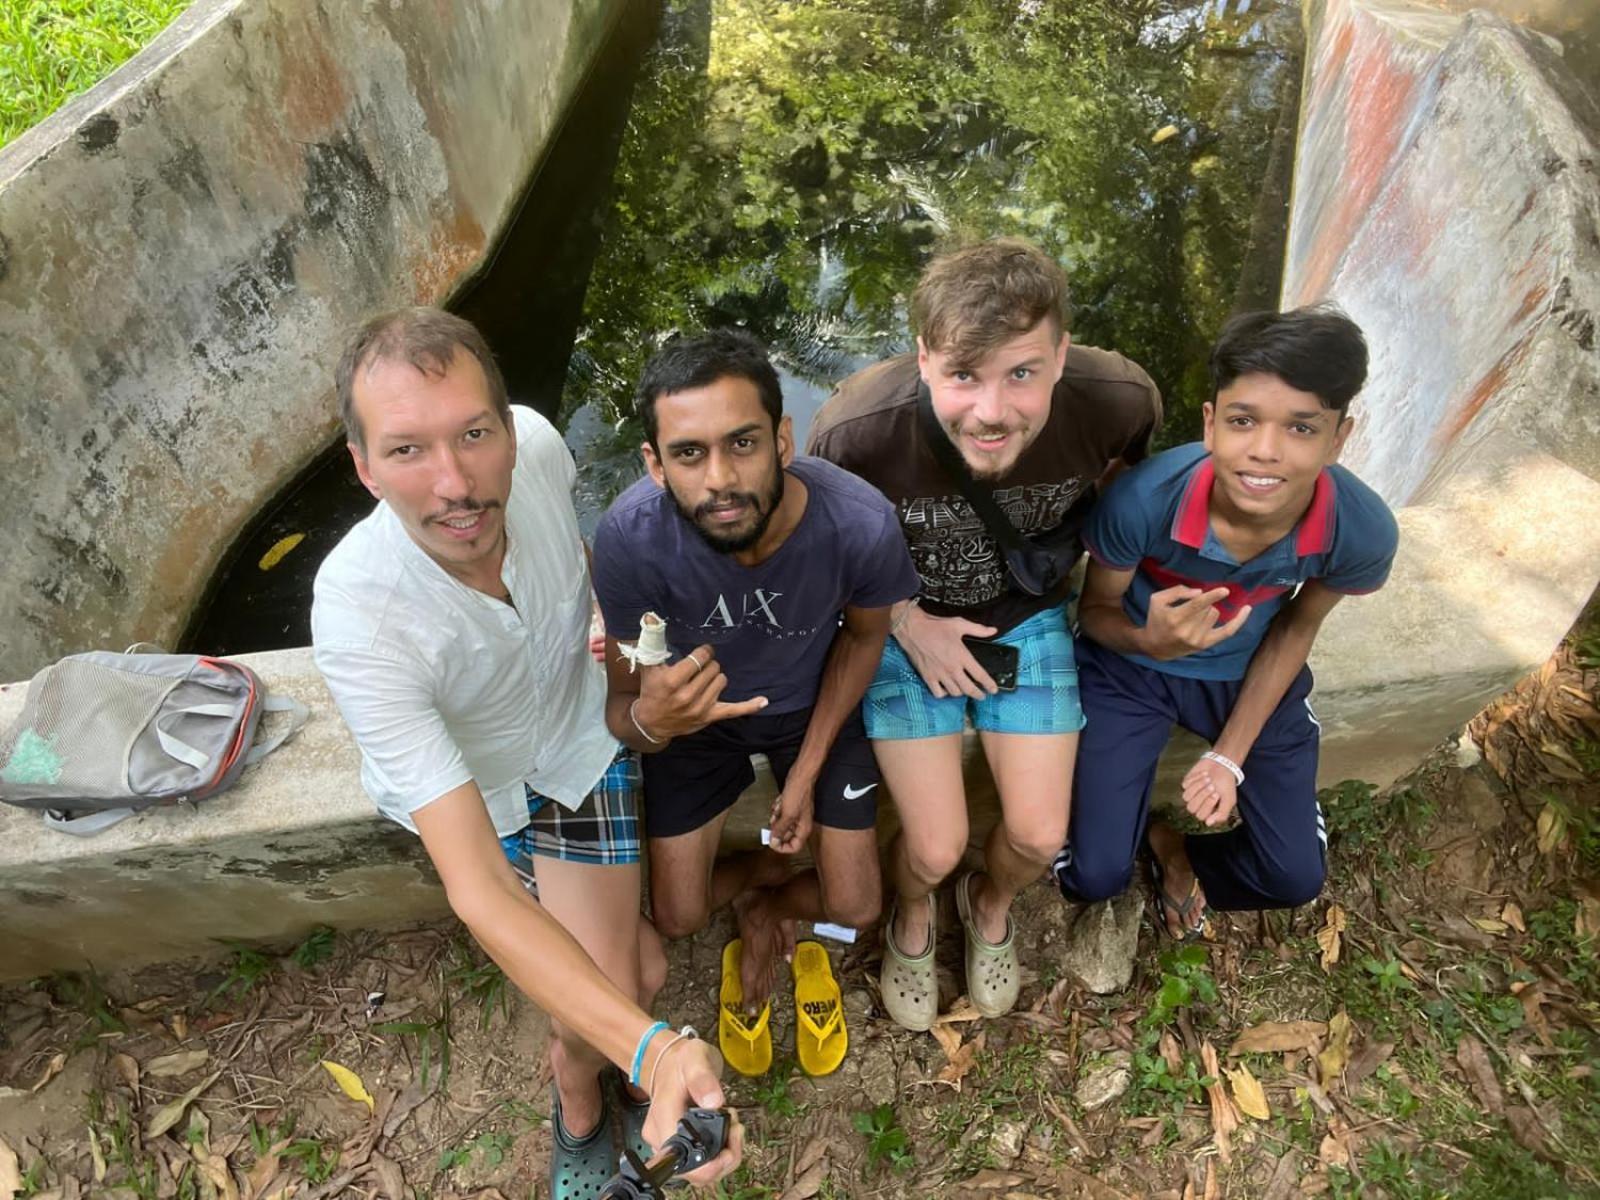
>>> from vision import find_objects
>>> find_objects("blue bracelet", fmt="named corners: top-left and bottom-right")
top-left (630, 1020), bottom-right (669, 1087)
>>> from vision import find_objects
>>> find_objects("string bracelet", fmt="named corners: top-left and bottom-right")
top-left (646, 1025), bottom-right (700, 1095)
top-left (629, 1021), bottom-right (670, 1087)
top-left (1201, 749), bottom-right (1245, 786)
top-left (629, 699), bottom-right (663, 745)
top-left (890, 599), bottom-right (919, 638)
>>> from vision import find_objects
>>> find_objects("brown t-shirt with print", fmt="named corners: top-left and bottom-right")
top-left (806, 346), bottom-right (1163, 633)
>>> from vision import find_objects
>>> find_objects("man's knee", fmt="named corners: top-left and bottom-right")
top-left (1001, 812), bottom-right (1070, 869)
top-left (823, 887), bottom-right (882, 930)
top-left (1256, 854), bottom-right (1326, 909)
top-left (650, 891), bottom-right (710, 940)
top-left (902, 834), bottom-right (965, 887)
top-left (1055, 851), bottom-right (1135, 904)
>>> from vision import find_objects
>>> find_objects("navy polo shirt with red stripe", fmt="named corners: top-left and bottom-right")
top-left (1082, 443), bottom-right (1398, 681)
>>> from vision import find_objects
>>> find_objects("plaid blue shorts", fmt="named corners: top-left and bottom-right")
top-left (498, 749), bottom-right (642, 874)
top-left (864, 604), bottom-right (1087, 739)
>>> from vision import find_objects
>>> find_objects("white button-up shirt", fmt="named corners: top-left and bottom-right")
top-left (312, 406), bottom-right (618, 836)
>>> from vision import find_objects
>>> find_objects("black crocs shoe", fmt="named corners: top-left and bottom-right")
top-left (549, 1081), bottom-right (617, 1200)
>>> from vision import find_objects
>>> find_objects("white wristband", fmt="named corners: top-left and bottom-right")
top-left (1202, 750), bottom-right (1244, 786)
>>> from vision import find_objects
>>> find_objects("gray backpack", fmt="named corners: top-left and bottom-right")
top-left (0, 649), bottom-right (309, 835)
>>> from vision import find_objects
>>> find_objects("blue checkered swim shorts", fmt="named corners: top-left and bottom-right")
top-left (498, 749), bottom-right (642, 884)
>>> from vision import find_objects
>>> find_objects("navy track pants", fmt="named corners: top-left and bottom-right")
top-left (1053, 637), bottom-right (1326, 911)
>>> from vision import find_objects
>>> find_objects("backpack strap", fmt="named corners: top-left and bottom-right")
top-left (242, 692), bottom-right (311, 766)
top-left (41, 807), bottom-right (140, 837)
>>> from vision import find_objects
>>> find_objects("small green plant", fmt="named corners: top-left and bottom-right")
top-left (752, 1056), bottom-right (801, 1118)
top-left (1142, 944), bottom-right (1218, 1030)
top-left (851, 1103), bottom-right (912, 1173)
top-left (446, 942), bottom-right (511, 1031)
top-left (47, 969), bottom-right (127, 1047)
top-left (290, 926), bottom-right (337, 970)
top-left (437, 1129), bottom-right (513, 1174)
top-left (1360, 954), bottom-right (1414, 1000)
top-left (710, 1164), bottom-right (774, 1199)
top-left (374, 983), bottom-right (454, 1089)
top-left (281, 1138), bottom-right (339, 1185)
top-left (19, 1156), bottom-right (48, 1197)
top-left (208, 940), bottom-right (275, 1003)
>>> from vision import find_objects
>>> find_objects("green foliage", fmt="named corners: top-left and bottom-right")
top-left (436, 1130), bottom-right (512, 1174)
top-left (281, 1138), bottom-right (339, 1185)
top-left (290, 926), bottom-right (337, 971)
top-left (86, 1092), bottom-right (160, 1200)
top-left (565, 0), bottom-right (1302, 460)
top-left (710, 1165), bottom-right (774, 1200)
top-left (0, 0), bottom-right (190, 147)
top-left (752, 1056), bottom-right (801, 1118)
top-left (18, 1156), bottom-right (48, 1198)
top-left (208, 940), bottom-right (274, 1004)
top-left (45, 968), bottom-right (126, 1048)
top-left (1141, 943), bottom-right (1218, 1032)
top-left (446, 941), bottom-right (511, 1031)
top-left (851, 1102), bottom-right (913, 1173)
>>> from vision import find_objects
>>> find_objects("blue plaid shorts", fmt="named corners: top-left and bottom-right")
top-left (864, 604), bottom-right (1087, 739)
top-left (498, 749), bottom-right (642, 874)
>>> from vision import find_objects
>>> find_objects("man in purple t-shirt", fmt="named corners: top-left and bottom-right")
top-left (592, 330), bottom-right (920, 1022)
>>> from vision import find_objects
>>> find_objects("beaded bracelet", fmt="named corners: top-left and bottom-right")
top-left (1201, 749), bottom-right (1245, 786)
top-left (629, 1020), bottom-right (669, 1087)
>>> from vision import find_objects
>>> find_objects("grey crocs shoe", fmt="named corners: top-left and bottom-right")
top-left (880, 895), bottom-right (938, 1032)
top-left (550, 1081), bottom-right (617, 1200)
top-left (956, 871), bottom-right (1019, 1018)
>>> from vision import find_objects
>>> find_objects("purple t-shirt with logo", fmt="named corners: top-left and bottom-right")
top-left (593, 456), bottom-right (921, 715)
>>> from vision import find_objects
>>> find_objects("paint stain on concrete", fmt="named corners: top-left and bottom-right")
top-left (1438, 335), bottom-right (1533, 446)
top-left (272, 9), bottom-right (352, 140)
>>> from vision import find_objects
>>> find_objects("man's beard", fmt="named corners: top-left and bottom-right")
top-left (671, 467), bottom-right (786, 554)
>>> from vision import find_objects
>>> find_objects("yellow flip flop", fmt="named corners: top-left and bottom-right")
top-left (791, 940), bottom-right (847, 1076)
top-left (718, 939), bottom-right (772, 1077)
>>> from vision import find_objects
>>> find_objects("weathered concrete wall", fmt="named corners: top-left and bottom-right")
top-left (1286, 0), bottom-right (1600, 786)
top-left (0, 0), bottom-right (629, 682)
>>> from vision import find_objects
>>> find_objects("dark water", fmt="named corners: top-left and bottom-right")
top-left (183, 0), bottom-right (1305, 656)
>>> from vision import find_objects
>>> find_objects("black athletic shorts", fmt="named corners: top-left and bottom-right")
top-left (641, 705), bottom-right (880, 839)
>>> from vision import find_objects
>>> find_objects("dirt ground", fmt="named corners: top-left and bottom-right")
top-left (3, 637), bottom-right (1598, 1200)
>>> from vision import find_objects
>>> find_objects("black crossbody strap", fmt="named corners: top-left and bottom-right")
top-left (916, 382), bottom-right (1033, 553)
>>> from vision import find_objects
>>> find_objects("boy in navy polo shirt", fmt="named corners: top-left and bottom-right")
top-left (1053, 306), bottom-right (1397, 937)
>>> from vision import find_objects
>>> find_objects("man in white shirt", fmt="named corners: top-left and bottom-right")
top-left (311, 308), bottom-right (739, 1197)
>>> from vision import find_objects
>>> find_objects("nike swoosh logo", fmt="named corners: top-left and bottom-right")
top-left (841, 783), bottom-right (878, 800)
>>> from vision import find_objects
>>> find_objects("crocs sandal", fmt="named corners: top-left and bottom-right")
top-left (880, 895), bottom-right (938, 1032)
top-left (1147, 857), bottom-right (1207, 942)
top-left (718, 939), bottom-right (773, 1077)
top-left (601, 1065), bottom-right (650, 1165)
top-left (791, 940), bottom-right (847, 1076)
top-left (549, 1081), bottom-right (617, 1200)
top-left (955, 871), bottom-right (1020, 1018)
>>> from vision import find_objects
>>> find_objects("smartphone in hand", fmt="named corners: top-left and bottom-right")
top-left (960, 636), bottom-right (1019, 691)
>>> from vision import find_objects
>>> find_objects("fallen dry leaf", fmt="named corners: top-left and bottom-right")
top-left (1501, 902), bottom-right (1526, 933)
top-left (1318, 1131), bottom-right (1350, 1168)
top-left (0, 1137), bottom-right (20, 1200)
top-left (1536, 803), bottom-right (1567, 854)
top-left (937, 1031), bottom-right (986, 1090)
top-left (1203, 1160), bottom-right (1220, 1200)
top-left (113, 1053), bottom-right (141, 1103)
top-left (147, 1050), bottom-right (210, 1079)
top-left (146, 1071), bottom-right (221, 1139)
top-left (930, 1022), bottom-right (963, 1061)
top-left (1226, 1063), bottom-right (1271, 1120)
top-left (1317, 905), bottom-right (1345, 971)
top-left (1576, 895), bottom-right (1600, 942)
top-left (792, 1136), bottom-right (827, 1179)
top-left (88, 1128), bottom-right (107, 1184)
top-left (170, 1013), bottom-right (189, 1041)
top-left (320, 1061), bottom-right (375, 1113)
top-left (1519, 985), bottom-right (1554, 1047)
top-left (779, 1157), bottom-right (826, 1200)
top-left (31, 1053), bottom-right (66, 1092)
top-left (1469, 917), bottom-right (1509, 935)
top-left (1317, 1011), bottom-right (1354, 1083)
top-left (1455, 1035), bottom-right (1505, 1116)
top-left (935, 997), bottom-right (983, 1025)
top-left (1230, 1020), bottom-right (1328, 1056)
top-left (1506, 1106), bottom-right (1547, 1156)
top-left (1200, 1040), bottom-right (1237, 1162)
top-left (1344, 1040), bottom-right (1396, 1089)
top-left (1159, 1029), bottom-right (1183, 1074)
top-left (367, 1154), bottom-right (406, 1200)
top-left (244, 1141), bottom-right (292, 1200)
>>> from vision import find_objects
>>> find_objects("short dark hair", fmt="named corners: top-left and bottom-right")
top-left (911, 237), bottom-right (1070, 367)
top-left (1209, 304), bottom-right (1368, 414)
top-left (336, 307), bottom-right (510, 452)
top-left (634, 328), bottom-right (783, 448)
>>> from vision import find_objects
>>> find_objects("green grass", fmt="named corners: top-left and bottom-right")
top-left (0, 0), bottom-right (189, 148)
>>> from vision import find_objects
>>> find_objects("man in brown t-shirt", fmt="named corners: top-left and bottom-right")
top-left (808, 238), bottom-right (1161, 1029)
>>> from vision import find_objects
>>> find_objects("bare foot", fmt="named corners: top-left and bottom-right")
top-left (732, 890), bottom-right (783, 1012)
top-left (1147, 820), bottom-right (1207, 938)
